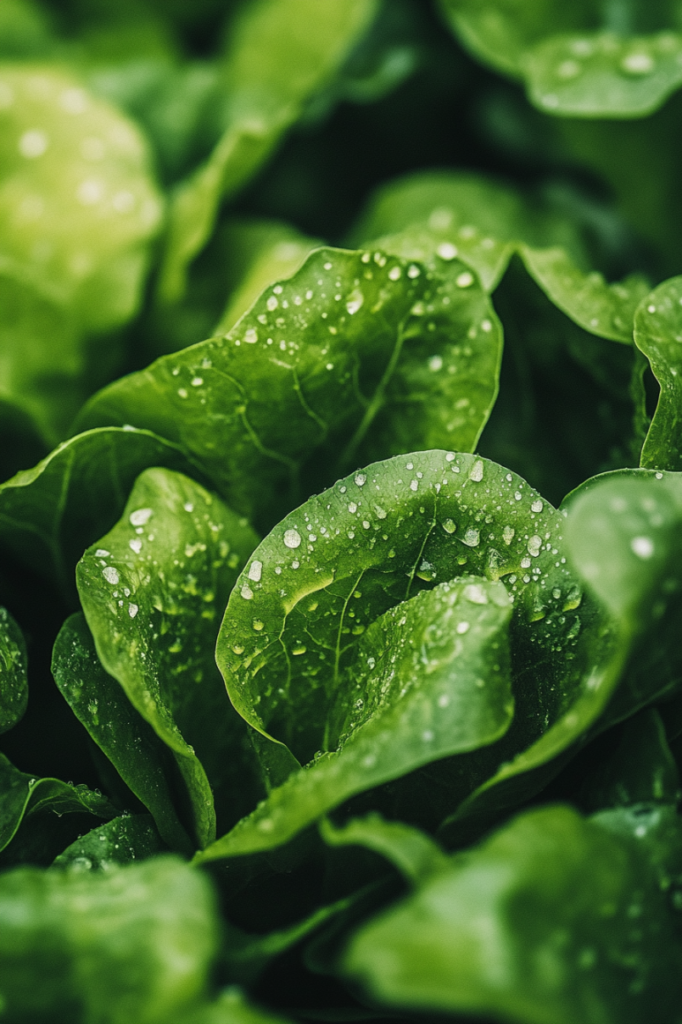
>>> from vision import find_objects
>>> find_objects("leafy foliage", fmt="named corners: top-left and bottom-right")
top-left (4, 2), bottom-right (682, 1022)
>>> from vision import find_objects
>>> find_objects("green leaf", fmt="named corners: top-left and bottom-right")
top-left (0, 0), bottom-right (53, 59)
top-left (581, 708), bottom-right (680, 812)
top-left (52, 613), bottom-right (194, 855)
top-left (438, 2), bottom-right (682, 119)
top-left (353, 170), bottom-right (645, 341)
top-left (214, 218), bottom-right (321, 335)
top-left (320, 814), bottom-right (449, 885)
top-left (0, 63), bottom-right (163, 331)
top-left (202, 576), bottom-right (513, 860)
top-left (52, 813), bottom-right (167, 872)
top-left (0, 855), bottom-right (219, 1024)
top-left (0, 604), bottom-right (27, 734)
top-left (345, 804), bottom-right (682, 1024)
top-left (156, 0), bottom-right (378, 303)
top-left (78, 248), bottom-right (501, 523)
top-left (437, 0), bottom-right (594, 79)
top-left (0, 426), bottom-right (197, 598)
top-left (0, 751), bottom-right (116, 854)
top-left (634, 276), bottom-right (682, 471)
top-left (199, 450), bottom-right (583, 859)
top-left (76, 467), bottom-right (260, 849)
top-left (527, 32), bottom-right (682, 119)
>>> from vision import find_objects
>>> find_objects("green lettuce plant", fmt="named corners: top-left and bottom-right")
top-left (3, 2), bottom-right (682, 1023)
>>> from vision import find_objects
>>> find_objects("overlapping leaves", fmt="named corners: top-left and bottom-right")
top-left (439, 0), bottom-right (682, 119)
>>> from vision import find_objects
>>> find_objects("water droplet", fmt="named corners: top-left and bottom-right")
top-left (527, 535), bottom-right (542, 557)
top-left (252, 619), bottom-right (264, 631)
top-left (248, 560), bottom-right (263, 582)
top-left (128, 603), bottom-right (139, 618)
top-left (374, 505), bottom-right (387, 519)
top-left (456, 271), bottom-right (474, 288)
top-left (469, 460), bottom-right (484, 482)
top-left (283, 529), bottom-right (301, 549)
top-left (410, 480), bottom-right (419, 491)
top-left (102, 566), bottom-right (119, 585)
top-left (129, 508), bottom-right (153, 527)
top-left (241, 585), bottom-right (254, 600)
top-left (388, 265), bottom-right (402, 281)
top-left (631, 536), bottom-right (654, 559)
top-left (462, 528), bottom-right (480, 547)
top-left (456, 621), bottom-right (470, 634)
top-left (428, 355), bottom-right (443, 372)
top-left (232, 644), bottom-right (245, 655)
top-left (557, 59), bottom-right (581, 79)
top-left (434, 241), bottom-right (457, 261)
top-left (292, 644), bottom-right (307, 655)
top-left (531, 499), bottom-right (543, 513)
top-left (95, 549), bottom-right (110, 558)
top-left (19, 130), bottom-right (48, 158)
top-left (407, 264), bottom-right (421, 279)
top-left (621, 51), bottom-right (654, 75)
top-left (348, 502), bottom-right (358, 513)
top-left (464, 584), bottom-right (487, 604)
top-left (346, 289), bottom-right (364, 314)
top-left (503, 526), bottom-right (515, 545)
top-left (355, 473), bottom-right (367, 487)
top-left (442, 518), bottom-right (456, 534)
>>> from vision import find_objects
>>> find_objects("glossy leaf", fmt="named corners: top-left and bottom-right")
top-left (345, 804), bottom-right (682, 1024)
top-left (354, 170), bottom-right (646, 341)
top-left (52, 814), bottom-right (167, 872)
top-left (52, 613), bottom-right (193, 855)
top-left (76, 467), bottom-right (260, 848)
top-left (0, 63), bottom-right (163, 330)
top-left (79, 248), bottom-right (501, 522)
top-left (634, 276), bottom-right (682, 471)
top-left (445, 470), bottom-right (682, 837)
top-left (157, 0), bottom-right (378, 303)
top-left (0, 426), bottom-right (196, 597)
top-left (200, 450), bottom-right (586, 859)
top-left (0, 604), bottom-right (27, 734)
top-left (0, 394), bottom-right (47, 482)
top-left (214, 218), bottom-right (321, 334)
top-left (0, 751), bottom-right (116, 854)
top-left (202, 575), bottom-right (514, 860)
top-left (0, 855), bottom-right (218, 1024)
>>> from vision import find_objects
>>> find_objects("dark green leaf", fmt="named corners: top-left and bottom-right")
top-left (0, 750), bottom-right (115, 854)
top-left (581, 708), bottom-right (680, 812)
top-left (0, 426), bottom-right (197, 598)
top-left (76, 467), bottom-right (260, 848)
top-left (52, 613), bottom-right (193, 854)
top-left (0, 855), bottom-right (219, 1023)
top-left (78, 248), bottom-right (502, 523)
top-left (345, 804), bottom-right (682, 1024)
top-left (0, 604), bottom-right (27, 734)
top-left (52, 813), bottom-right (167, 871)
